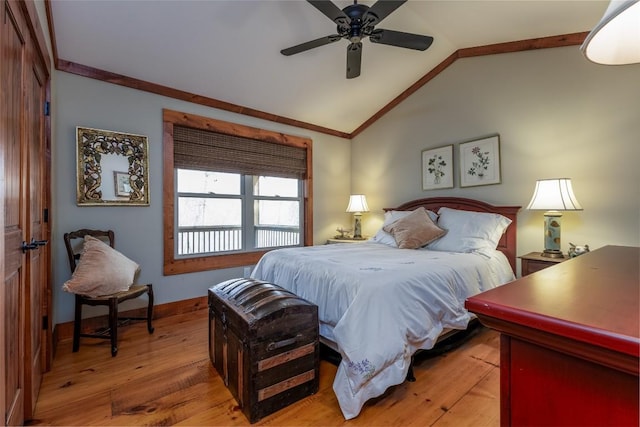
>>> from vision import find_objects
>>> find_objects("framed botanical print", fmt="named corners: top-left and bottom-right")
top-left (459, 134), bottom-right (501, 187)
top-left (422, 144), bottom-right (454, 190)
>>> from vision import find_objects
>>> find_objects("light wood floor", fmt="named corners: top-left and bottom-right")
top-left (29, 309), bottom-right (500, 426)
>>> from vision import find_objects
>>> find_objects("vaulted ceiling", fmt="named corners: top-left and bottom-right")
top-left (47, 0), bottom-right (607, 137)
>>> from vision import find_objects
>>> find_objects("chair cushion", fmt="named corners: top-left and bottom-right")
top-left (62, 235), bottom-right (140, 298)
top-left (80, 284), bottom-right (150, 301)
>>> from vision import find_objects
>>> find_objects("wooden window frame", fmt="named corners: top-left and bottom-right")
top-left (163, 109), bottom-right (313, 275)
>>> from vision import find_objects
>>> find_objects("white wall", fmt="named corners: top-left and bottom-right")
top-left (351, 46), bottom-right (640, 273)
top-left (52, 72), bottom-right (352, 325)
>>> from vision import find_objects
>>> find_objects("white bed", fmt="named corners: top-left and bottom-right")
top-left (251, 197), bottom-right (520, 419)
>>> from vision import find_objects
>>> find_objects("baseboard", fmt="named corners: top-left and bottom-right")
top-left (53, 295), bottom-right (208, 346)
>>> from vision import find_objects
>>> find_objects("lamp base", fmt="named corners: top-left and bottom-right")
top-left (353, 213), bottom-right (363, 239)
top-left (541, 249), bottom-right (564, 259)
top-left (542, 211), bottom-right (563, 258)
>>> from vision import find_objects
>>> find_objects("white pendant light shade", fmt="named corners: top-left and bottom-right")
top-left (581, 0), bottom-right (640, 65)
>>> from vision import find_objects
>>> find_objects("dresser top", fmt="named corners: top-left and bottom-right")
top-left (466, 245), bottom-right (640, 358)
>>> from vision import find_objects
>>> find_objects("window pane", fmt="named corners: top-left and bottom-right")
top-left (178, 169), bottom-right (240, 195)
top-left (255, 200), bottom-right (300, 249)
top-left (178, 197), bottom-right (241, 227)
top-left (254, 176), bottom-right (298, 197)
top-left (255, 200), bottom-right (299, 226)
top-left (177, 197), bottom-right (242, 255)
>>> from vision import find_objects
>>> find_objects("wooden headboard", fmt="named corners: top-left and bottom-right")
top-left (385, 197), bottom-right (521, 274)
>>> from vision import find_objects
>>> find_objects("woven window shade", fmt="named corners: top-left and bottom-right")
top-left (173, 125), bottom-right (306, 179)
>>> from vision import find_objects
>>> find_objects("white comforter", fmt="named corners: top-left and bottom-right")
top-left (251, 242), bottom-right (514, 419)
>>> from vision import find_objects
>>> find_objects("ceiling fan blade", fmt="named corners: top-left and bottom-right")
top-left (363, 0), bottom-right (407, 26)
top-left (370, 29), bottom-right (433, 51)
top-left (281, 34), bottom-right (342, 56)
top-left (307, 0), bottom-right (350, 27)
top-left (346, 42), bottom-right (362, 79)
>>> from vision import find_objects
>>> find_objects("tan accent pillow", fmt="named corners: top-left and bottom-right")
top-left (383, 207), bottom-right (447, 249)
top-left (62, 235), bottom-right (140, 297)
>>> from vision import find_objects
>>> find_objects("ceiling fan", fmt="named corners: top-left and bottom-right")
top-left (281, 0), bottom-right (434, 79)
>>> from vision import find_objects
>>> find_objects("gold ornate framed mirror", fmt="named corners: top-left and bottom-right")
top-left (76, 127), bottom-right (150, 206)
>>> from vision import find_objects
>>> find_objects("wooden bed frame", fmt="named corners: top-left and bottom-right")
top-left (385, 197), bottom-right (521, 274)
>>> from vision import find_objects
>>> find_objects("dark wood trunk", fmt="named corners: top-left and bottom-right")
top-left (208, 278), bottom-right (319, 423)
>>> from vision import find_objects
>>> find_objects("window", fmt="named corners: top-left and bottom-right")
top-left (163, 109), bottom-right (313, 275)
top-left (176, 172), bottom-right (302, 255)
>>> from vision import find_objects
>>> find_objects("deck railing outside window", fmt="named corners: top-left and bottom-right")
top-left (255, 226), bottom-right (300, 248)
top-left (177, 225), bottom-right (299, 256)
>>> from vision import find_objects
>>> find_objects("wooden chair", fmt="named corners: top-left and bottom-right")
top-left (63, 229), bottom-right (154, 356)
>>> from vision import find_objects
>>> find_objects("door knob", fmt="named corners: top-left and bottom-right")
top-left (21, 238), bottom-right (48, 253)
top-left (32, 238), bottom-right (48, 246)
top-left (21, 241), bottom-right (38, 253)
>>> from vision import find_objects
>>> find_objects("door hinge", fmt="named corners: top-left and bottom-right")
top-left (42, 315), bottom-right (48, 330)
top-left (44, 101), bottom-right (50, 116)
top-left (43, 208), bottom-right (49, 223)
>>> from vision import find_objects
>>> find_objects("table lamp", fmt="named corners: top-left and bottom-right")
top-left (346, 195), bottom-right (369, 239)
top-left (527, 178), bottom-right (583, 258)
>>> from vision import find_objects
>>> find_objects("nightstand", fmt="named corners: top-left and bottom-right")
top-left (519, 252), bottom-right (568, 276)
top-left (326, 238), bottom-right (368, 244)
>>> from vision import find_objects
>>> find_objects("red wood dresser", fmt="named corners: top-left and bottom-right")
top-left (466, 245), bottom-right (639, 426)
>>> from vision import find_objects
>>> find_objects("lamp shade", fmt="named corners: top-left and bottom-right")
top-left (346, 194), bottom-right (369, 213)
top-left (581, 0), bottom-right (640, 65)
top-left (527, 178), bottom-right (583, 211)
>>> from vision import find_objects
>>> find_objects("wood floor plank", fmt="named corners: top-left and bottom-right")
top-left (29, 309), bottom-right (500, 426)
top-left (106, 380), bottom-right (234, 426)
top-left (110, 359), bottom-right (212, 415)
top-left (432, 368), bottom-right (500, 427)
top-left (30, 390), bottom-right (114, 426)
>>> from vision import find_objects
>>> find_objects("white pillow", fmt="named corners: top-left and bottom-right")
top-left (428, 207), bottom-right (512, 256)
top-left (62, 235), bottom-right (140, 297)
top-left (370, 209), bottom-right (438, 247)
